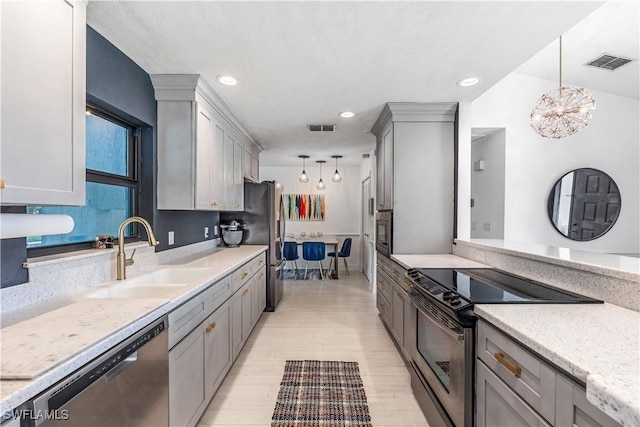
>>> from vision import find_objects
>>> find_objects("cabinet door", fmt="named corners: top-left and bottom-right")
top-left (209, 118), bottom-right (225, 210)
top-left (169, 325), bottom-right (206, 427)
top-left (232, 140), bottom-right (244, 210)
top-left (391, 283), bottom-right (404, 346)
top-left (250, 154), bottom-right (259, 182)
top-left (204, 300), bottom-right (232, 398)
top-left (257, 268), bottom-right (266, 314)
top-left (402, 291), bottom-right (412, 359)
top-left (376, 136), bottom-right (385, 210)
top-left (231, 290), bottom-right (244, 359)
top-left (476, 361), bottom-right (551, 427)
top-left (243, 146), bottom-right (253, 180)
top-left (1, 0), bottom-right (86, 205)
top-left (556, 375), bottom-right (622, 427)
top-left (241, 282), bottom-right (253, 341)
top-left (195, 105), bottom-right (216, 210)
top-left (382, 125), bottom-right (393, 210)
top-left (223, 132), bottom-right (235, 210)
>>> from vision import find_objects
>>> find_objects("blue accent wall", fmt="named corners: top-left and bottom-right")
top-left (86, 25), bottom-right (219, 252)
top-left (0, 27), bottom-right (220, 288)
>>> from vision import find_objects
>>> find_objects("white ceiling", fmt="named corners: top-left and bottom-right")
top-left (515, 0), bottom-right (638, 100)
top-left (87, 1), bottom-right (611, 167)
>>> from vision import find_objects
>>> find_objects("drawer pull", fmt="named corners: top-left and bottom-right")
top-left (258, 259), bottom-right (263, 265)
top-left (233, 203), bottom-right (240, 208)
top-left (260, 273), bottom-right (264, 278)
top-left (206, 322), bottom-right (216, 333)
top-left (0, 179), bottom-right (4, 189)
top-left (378, 304), bottom-right (384, 309)
top-left (241, 272), bottom-right (248, 279)
top-left (494, 352), bottom-right (522, 376)
top-left (243, 289), bottom-right (249, 296)
top-left (210, 201), bottom-right (218, 207)
top-left (397, 292), bottom-right (403, 300)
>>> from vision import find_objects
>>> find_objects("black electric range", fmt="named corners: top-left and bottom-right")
top-left (406, 268), bottom-right (603, 323)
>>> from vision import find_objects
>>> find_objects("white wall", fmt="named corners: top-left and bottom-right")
top-left (260, 165), bottom-right (363, 270)
top-left (471, 129), bottom-right (505, 239)
top-left (469, 72), bottom-right (639, 254)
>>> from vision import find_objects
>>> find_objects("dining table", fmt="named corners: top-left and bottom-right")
top-left (286, 238), bottom-right (340, 278)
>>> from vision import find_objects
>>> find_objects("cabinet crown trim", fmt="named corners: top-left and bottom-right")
top-left (150, 74), bottom-right (262, 151)
top-left (371, 102), bottom-right (458, 135)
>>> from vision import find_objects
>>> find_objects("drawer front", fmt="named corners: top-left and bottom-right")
top-left (232, 253), bottom-right (265, 293)
top-left (209, 275), bottom-right (232, 314)
top-left (477, 360), bottom-right (552, 427)
top-left (169, 292), bottom-right (209, 349)
top-left (477, 320), bottom-right (556, 423)
top-left (376, 289), bottom-right (391, 327)
top-left (377, 253), bottom-right (393, 275)
top-left (376, 267), bottom-right (393, 301)
top-left (390, 262), bottom-right (407, 287)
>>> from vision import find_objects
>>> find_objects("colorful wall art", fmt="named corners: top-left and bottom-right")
top-left (285, 194), bottom-right (325, 221)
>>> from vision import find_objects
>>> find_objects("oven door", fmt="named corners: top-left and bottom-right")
top-left (375, 211), bottom-right (392, 257)
top-left (410, 298), bottom-right (473, 427)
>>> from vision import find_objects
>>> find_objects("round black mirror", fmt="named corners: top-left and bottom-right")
top-left (547, 168), bottom-right (621, 241)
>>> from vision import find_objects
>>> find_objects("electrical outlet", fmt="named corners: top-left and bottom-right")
top-left (475, 250), bottom-right (485, 261)
top-left (168, 231), bottom-right (175, 246)
top-left (214, 225), bottom-right (219, 236)
top-left (204, 226), bottom-right (209, 238)
top-left (483, 222), bottom-right (491, 232)
top-left (471, 222), bottom-right (476, 231)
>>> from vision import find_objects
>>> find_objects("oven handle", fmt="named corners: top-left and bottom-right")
top-left (412, 296), bottom-right (464, 342)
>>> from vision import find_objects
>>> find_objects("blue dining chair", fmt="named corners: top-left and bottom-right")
top-left (302, 241), bottom-right (325, 280)
top-left (282, 241), bottom-right (299, 279)
top-left (328, 238), bottom-right (352, 276)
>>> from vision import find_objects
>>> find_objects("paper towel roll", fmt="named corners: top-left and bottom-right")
top-left (0, 214), bottom-right (75, 239)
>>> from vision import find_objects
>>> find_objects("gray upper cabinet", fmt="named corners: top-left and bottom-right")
top-left (1, 0), bottom-right (86, 206)
top-left (151, 75), bottom-right (260, 211)
top-left (243, 142), bottom-right (260, 182)
top-left (371, 103), bottom-right (457, 254)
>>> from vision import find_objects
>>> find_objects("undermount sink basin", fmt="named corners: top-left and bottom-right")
top-left (88, 268), bottom-right (217, 299)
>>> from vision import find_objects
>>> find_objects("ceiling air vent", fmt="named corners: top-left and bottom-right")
top-left (585, 53), bottom-right (634, 71)
top-left (308, 124), bottom-right (336, 132)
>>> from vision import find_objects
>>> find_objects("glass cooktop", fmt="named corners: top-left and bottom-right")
top-left (414, 268), bottom-right (603, 304)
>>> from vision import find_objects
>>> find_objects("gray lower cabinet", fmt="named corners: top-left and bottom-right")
top-left (231, 290), bottom-right (243, 359)
top-left (169, 320), bottom-right (207, 427)
top-left (477, 320), bottom-right (621, 427)
top-left (556, 375), bottom-right (620, 427)
top-left (203, 300), bottom-right (232, 398)
top-left (376, 255), bottom-right (409, 358)
top-left (168, 253), bottom-right (266, 427)
top-left (477, 360), bottom-right (551, 427)
top-left (390, 282), bottom-right (404, 347)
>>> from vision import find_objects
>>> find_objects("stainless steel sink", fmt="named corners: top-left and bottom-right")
top-left (88, 268), bottom-right (217, 299)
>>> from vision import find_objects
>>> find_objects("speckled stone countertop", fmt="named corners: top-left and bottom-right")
top-left (475, 304), bottom-right (640, 426)
top-left (391, 254), bottom-right (488, 270)
top-left (0, 245), bottom-right (267, 415)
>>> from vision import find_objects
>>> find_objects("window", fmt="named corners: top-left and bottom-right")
top-left (27, 106), bottom-right (140, 252)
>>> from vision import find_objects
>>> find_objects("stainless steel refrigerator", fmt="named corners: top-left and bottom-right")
top-left (221, 180), bottom-right (285, 311)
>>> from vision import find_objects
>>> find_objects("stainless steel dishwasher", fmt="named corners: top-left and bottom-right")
top-left (22, 317), bottom-right (168, 427)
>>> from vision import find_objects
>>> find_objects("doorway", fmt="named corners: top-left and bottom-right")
top-left (361, 175), bottom-right (374, 283)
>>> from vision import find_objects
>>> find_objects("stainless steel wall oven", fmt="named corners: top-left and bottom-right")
top-left (375, 211), bottom-right (392, 257)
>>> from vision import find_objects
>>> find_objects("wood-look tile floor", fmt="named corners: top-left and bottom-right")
top-left (197, 272), bottom-right (430, 427)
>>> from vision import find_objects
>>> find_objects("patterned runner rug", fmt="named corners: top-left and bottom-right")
top-left (271, 360), bottom-right (373, 427)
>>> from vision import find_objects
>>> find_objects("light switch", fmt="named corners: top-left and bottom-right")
top-left (168, 231), bottom-right (175, 245)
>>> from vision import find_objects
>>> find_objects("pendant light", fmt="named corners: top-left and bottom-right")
top-left (298, 155), bottom-right (310, 183)
top-left (331, 155), bottom-right (343, 183)
top-left (530, 35), bottom-right (596, 139)
top-left (316, 160), bottom-right (326, 190)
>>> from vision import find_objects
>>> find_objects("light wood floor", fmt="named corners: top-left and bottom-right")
top-left (197, 272), bottom-right (430, 427)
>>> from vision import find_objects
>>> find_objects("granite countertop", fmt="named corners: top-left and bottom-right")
top-left (0, 245), bottom-right (267, 415)
top-left (475, 303), bottom-right (640, 426)
top-left (391, 253), bottom-right (488, 270)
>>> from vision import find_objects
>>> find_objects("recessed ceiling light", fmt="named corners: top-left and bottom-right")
top-left (339, 111), bottom-right (355, 118)
top-left (456, 76), bottom-right (480, 87)
top-left (217, 75), bottom-right (238, 86)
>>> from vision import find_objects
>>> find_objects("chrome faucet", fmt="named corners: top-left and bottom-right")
top-left (117, 216), bottom-right (159, 280)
